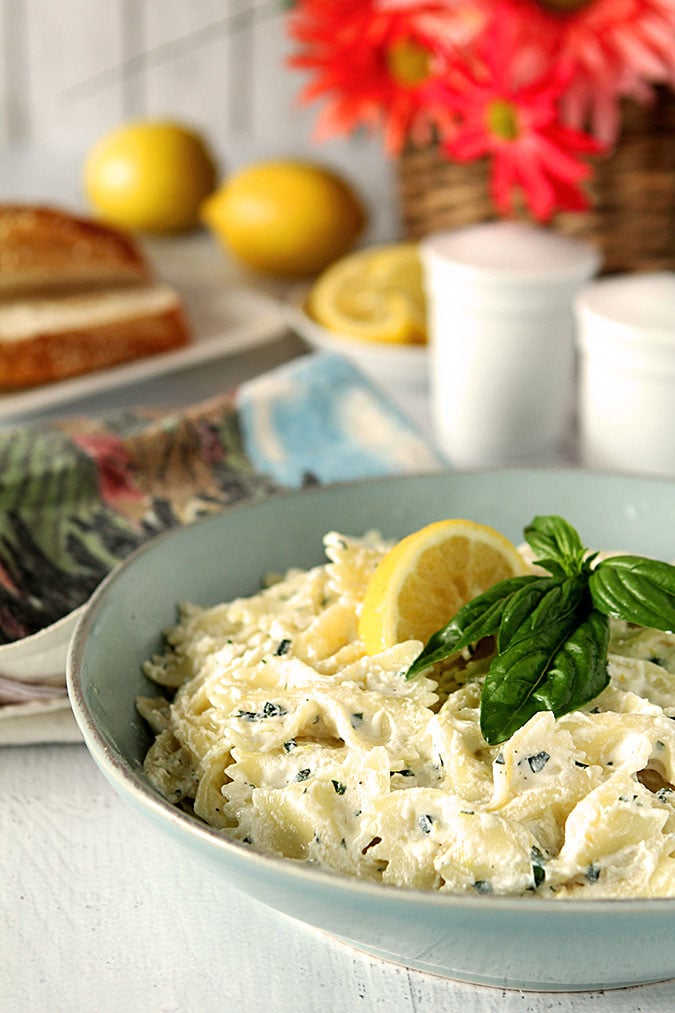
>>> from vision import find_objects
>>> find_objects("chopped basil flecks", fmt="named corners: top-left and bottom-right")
top-left (283, 739), bottom-right (297, 752)
top-left (418, 814), bottom-right (434, 834)
top-left (532, 863), bottom-right (546, 888)
top-left (526, 751), bottom-right (551, 774)
top-left (295, 768), bottom-right (311, 782)
top-left (236, 701), bottom-right (288, 721)
top-left (473, 880), bottom-right (493, 894)
top-left (586, 864), bottom-right (601, 882)
top-left (531, 847), bottom-right (547, 888)
top-left (275, 638), bottom-right (292, 656)
top-left (332, 780), bottom-right (347, 795)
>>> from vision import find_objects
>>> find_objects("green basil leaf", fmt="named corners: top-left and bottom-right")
top-left (532, 608), bottom-right (610, 715)
top-left (524, 515), bottom-right (587, 578)
top-left (589, 556), bottom-right (675, 633)
top-left (480, 643), bottom-right (563, 745)
top-left (499, 575), bottom-right (587, 651)
top-left (479, 579), bottom-right (588, 744)
top-left (405, 575), bottom-right (540, 680)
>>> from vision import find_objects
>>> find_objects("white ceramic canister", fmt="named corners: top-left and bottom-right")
top-left (575, 271), bottom-right (675, 478)
top-left (421, 222), bottom-right (601, 468)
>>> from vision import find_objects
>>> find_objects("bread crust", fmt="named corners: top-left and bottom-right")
top-left (0, 204), bottom-right (193, 388)
top-left (0, 300), bottom-right (191, 389)
top-left (0, 204), bottom-right (152, 297)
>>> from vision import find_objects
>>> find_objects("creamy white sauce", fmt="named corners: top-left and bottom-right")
top-left (139, 532), bottom-right (675, 899)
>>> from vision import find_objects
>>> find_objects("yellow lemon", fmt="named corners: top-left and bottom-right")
top-left (359, 519), bottom-right (527, 654)
top-left (307, 243), bottom-right (426, 344)
top-left (201, 160), bottom-right (366, 278)
top-left (84, 120), bottom-right (218, 233)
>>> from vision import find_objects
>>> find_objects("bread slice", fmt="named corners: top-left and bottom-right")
top-left (0, 284), bottom-right (191, 388)
top-left (0, 204), bottom-right (152, 298)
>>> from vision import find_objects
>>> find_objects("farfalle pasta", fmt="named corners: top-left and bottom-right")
top-left (139, 532), bottom-right (675, 898)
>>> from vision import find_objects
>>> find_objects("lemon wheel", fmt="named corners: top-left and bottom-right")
top-left (307, 243), bottom-right (427, 345)
top-left (358, 519), bottom-right (526, 654)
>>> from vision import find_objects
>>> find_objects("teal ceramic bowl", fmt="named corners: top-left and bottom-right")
top-left (67, 469), bottom-right (675, 991)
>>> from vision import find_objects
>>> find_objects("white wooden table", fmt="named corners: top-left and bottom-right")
top-left (2, 149), bottom-right (675, 1013)
top-left (3, 742), bottom-right (675, 1012)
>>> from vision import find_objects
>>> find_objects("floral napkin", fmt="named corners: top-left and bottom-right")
top-left (0, 351), bottom-right (445, 745)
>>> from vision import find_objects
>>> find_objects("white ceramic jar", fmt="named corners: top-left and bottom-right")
top-left (421, 222), bottom-right (601, 468)
top-left (575, 271), bottom-right (675, 478)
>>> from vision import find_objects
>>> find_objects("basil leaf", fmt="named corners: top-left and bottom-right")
top-left (479, 578), bottom-right (588, 744)
top-left (524, 515), bottom-right (587, 578)
top-left (532, 608), bottom-right (610, 715)
top-left (589, 556), bottom-right (675, 633)
top-left (500, 575), bottom-right (587, 650)
top-left (405, 575), bottom-right (540, 680)
top-left (404, 513), bottom-right (675, 747)
top-left (498, 577), bottom-right (565, 651)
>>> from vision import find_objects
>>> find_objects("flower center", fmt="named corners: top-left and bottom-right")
top-left (487, 99), bottom-right (520, 141)
top-left (535, 0), bottom-right (594, 12)
top-left (387, 38), bottom-right (432, 87)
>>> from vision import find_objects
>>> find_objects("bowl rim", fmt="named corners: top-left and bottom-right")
top-left (67, 469), bottom-right (675, 916)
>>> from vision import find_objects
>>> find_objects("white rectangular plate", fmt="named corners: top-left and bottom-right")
top-left (0, 233), bottom-right (286, 422)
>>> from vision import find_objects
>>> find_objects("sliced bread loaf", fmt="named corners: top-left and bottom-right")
top-left (0, 284), bottom-right (190, 388)
top-left (0, 204), bottom-right (153, 297)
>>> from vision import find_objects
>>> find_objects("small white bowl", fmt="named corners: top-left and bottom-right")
top-left (283, 284), bottom-right (428, 392)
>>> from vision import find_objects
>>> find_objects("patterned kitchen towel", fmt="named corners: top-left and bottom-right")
top-left (0, 351), bottom-right (446, 744)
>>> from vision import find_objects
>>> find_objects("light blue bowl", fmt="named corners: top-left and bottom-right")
top-left (67, 469), bottom-right (675, 991)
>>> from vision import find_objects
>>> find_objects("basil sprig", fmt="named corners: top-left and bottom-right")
top-left (406, 515), bottom-right (675, 745)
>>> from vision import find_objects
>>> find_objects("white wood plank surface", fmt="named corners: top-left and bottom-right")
top-left (0, 0), bottom-right (316, 155)
top-left (3, 744), bottom-right (675, 1013)
top-left (0, 0), bottom-right (387, 208)
top-left (0, 0), bottom-right (31, 145)
top-left (23, 0), bottom-right (126, 148)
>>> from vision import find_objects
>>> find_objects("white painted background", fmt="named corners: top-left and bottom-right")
top-left (0, 0), bottom-right (387, 191)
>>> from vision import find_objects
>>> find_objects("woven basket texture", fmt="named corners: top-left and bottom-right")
top-left (396, 88), bottom-right (675, 275)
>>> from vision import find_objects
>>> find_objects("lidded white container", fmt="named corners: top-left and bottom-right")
top-left (421, 222), bottom-right (600, 467)
top-left (575, 271), bottom-right (675, 477)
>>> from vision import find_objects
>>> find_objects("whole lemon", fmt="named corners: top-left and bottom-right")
top-left (84, 120), bottom-right (218, 233)
top-left (201, 160), bottom-right (367, 277)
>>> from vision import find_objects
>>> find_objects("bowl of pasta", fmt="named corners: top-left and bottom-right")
top-left (67, 468), bottom-right (675, 991)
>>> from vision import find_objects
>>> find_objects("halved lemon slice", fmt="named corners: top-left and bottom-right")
top-left (306, 242), bottom-right (427, 345)
top-left (359, 519), bottom-right (527, 654)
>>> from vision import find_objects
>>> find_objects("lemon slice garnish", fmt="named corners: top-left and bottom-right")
top-left (359, 519), bottom-right (527, 654)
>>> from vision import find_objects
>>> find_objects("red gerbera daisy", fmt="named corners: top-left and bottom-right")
top-left (509, 0), bottom-right (675, 143)
top-left (437, 8), bottom-right (604, 220)
top-left (287, 0), bottom-right (488, 153)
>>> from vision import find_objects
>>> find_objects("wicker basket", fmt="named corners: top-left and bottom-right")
top-left (396, 87), bottom-right (675, 275)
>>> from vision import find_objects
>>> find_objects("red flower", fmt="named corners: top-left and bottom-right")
top-left (287, 0), bottom-right (675, 218)
top-left (437, 9), bottom-right (603, 220)
top-left (510, 0), bottom-right (675, 143)
top-left (287, 0), bottom-right (488, 153)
